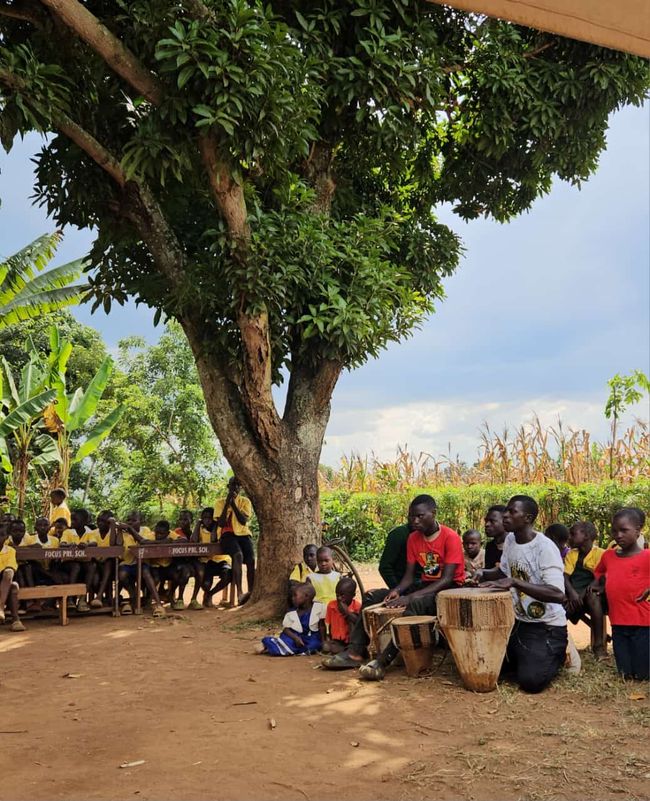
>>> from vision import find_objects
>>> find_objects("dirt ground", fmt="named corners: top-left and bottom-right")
top-left (1, 565), bottom-right (648, 801)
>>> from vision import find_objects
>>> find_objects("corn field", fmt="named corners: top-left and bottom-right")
top-left (320, 416), bottom-right (649, 492)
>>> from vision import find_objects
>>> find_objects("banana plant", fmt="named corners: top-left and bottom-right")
top-left (0, 353), bottom-right (58, 515)
top-left (42, 326), bottom-right (124, 490)
top-left (0, 232), bottom-right (87, 328)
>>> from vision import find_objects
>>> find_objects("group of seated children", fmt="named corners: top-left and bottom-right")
top-left (258, 544), bottom-right (362, 656)
top-left (0, 490), bottom-right (235, 628)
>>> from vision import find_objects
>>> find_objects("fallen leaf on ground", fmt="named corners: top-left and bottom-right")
top-left (269, 718), bottom-right (277, 730)
top-left (120, 761), bottom-right (145, 769)
top-left (350, 741), bottom-right (360, 748)
top-left (62, 673), bottom-right (82, 679)
top-left (232, 701), bottom-right (257, 706)
top-left (628, 693), bottom-right (646, 701)
top-left (247, 676), bottom-right (256, 682)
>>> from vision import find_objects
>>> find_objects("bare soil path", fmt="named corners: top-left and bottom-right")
top-left (1, 567), bottom-right (647, 800)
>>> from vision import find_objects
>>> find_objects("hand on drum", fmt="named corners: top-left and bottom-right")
top-left (384, 593), bottom-right (409, 608)
top-left (481, 578), bottom-right (514, 591)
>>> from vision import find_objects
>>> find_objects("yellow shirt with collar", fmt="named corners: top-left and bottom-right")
top-left (0, 541), bottom-right (17, 572)
top-left (214, 496), bottom-right (253, 537)
top-left (151, 529), bottom-right (186, 568)
top-left (81, 528), bottom-right (111, 547)
top-left (121, 526), bottom-right (156, 565)
top-left (198, 526), bottom-right (232, 566)
top-left (59, 528), bottom-right (80, 546)
top-left (49, 501), bottom-right (71, 526)
top-left (564, 546), bottom-right (605, 575)
top-left (289, 562), bottom-right (315, 583)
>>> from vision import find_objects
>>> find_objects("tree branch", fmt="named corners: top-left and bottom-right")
top-left (38, 0), bottom-right (163, 104)
top-left (197, 132), bottom-right (249, 240)
top-left (0, 0), bottom-right (47, 27)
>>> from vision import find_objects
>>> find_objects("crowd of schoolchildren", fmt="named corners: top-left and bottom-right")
top-left (1, 483), bottom-right (648, 688)
top-left (0, 479), bottom-right (254, 628)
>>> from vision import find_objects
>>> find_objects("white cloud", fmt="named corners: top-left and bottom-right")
top-left (321, 395), bottom-right (647, 468)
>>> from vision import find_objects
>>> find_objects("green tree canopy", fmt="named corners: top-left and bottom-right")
top-left (0, 0), bottom-right (647, 612)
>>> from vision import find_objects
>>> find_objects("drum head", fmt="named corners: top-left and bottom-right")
top-left (392, 615), bottom-right (436, 627)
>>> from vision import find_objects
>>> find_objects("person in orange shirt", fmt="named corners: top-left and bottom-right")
top-left (322, 578), bottom-right (361, 655)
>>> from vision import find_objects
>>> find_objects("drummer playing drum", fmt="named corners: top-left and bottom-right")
top-left (322, 495), bottom-right (465, 680)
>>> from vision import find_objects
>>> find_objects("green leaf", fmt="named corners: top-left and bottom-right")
top-left (67, 356), bottom-right (114, 432)
top-left (72, 404), bottom-right (125, 464)
top-left (0, 389), bottom-right (56, 438)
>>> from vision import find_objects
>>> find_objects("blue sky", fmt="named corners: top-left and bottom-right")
top-left (1, 104), bottom-right (648, 466)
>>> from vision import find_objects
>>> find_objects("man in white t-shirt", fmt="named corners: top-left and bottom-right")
top-left (478, 495), bottom-right (568, 693)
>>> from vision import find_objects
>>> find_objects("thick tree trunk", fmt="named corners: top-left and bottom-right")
top-left (182, 317), bottom-right (341, 619)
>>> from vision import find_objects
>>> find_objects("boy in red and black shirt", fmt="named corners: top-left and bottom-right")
top-left (323, 495), bottom-right (463, 680)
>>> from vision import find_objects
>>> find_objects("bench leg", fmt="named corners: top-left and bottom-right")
top-left (60, 599), bottom-right (68, 626)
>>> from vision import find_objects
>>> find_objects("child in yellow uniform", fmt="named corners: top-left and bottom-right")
top-left (51, 517), bottom-right (85, 608)
top-left (168, 511), bottom-right (202, 611)
top-left (564, 521), bottom-right (606, 656)
top-left (0, 526), bottom-right (24, 631)
top-left (19, 517), bottom-right (59, 604)
top-left (288, 544), bottom-right (317, 606)
top-left (215, 477), bottom-right (253, 602)
top-left (306, 547), bottom-right (341, 606)
top-left (195, 507), bottom-right (232, 608)
top-left (49, 488), bottom-right (71, 528)
top-left (117, 511), bottom-right (165, 617)
top-left (147, 520), bottom-right (186, 609)
top-left (81, 511), bottom-right (117, 608)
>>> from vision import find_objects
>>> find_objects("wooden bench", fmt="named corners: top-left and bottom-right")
top-left (17, 584), bottom-right (87, 626)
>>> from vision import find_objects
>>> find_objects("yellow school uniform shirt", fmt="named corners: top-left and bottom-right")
top-left (20, 533), bottom-right (40, 547)
top-left (289, 562), bottom-right (314, 583)
top-left (25, 533), bottom-right (60, 567)
top-left (59, 529), bottom-right (80, 546)
top-left (0, 541), bottom-right (17, 572)
top-left (214, 496), bottom-right (253, 537)
top-left (81, 528), bottom-right (111, 547)
top-left (308, 570), bottom-right (341, 606)
top-left (121, 526), bottom-right (155, 565)
top-left (49, 501), bottom-right (71, 526)
top-left (564, 546), bottom-right (605, 575)
top-left (199, 526), bottom-right (232, 566)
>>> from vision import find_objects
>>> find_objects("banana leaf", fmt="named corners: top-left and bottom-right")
top-left (1, 357), bottom-right (20, 406)
top-left (67, 356), bottom-right (114, 432)
top-left (72, 404), bottom-right (124, 463)
top-left (0, 437), bottom-right (12, 474)
top-left (30, 434), bottom-right (61, 467)
top-left (19, 354), bottom-right (47, 403)
top-left (0, 389), bottom-right (56, 438)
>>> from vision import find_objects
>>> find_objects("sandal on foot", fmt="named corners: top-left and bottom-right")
top-left (188, 599), bottom-right (202, 610)
top-left (359, 659), bottom-right (386, 681)
top-left (77, 599), bottom-right (90, 613)
top-left (10, 620), bottom-right (26, 632)
top-left (321, 651), bottom-right (364, 670)
top-left (90, 599), bottom-right (103, 609)
top-left (172, 599), bottom-right (185, 611)
top-left (120, 602), bottom-right (133, 616)
top-left (152, 604), bottom-right (166, 618)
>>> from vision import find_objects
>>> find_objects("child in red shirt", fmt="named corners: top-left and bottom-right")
top-left (591, 508), bottom-right (649, 680)
top-left (322, 577), bottom-right (361, 655)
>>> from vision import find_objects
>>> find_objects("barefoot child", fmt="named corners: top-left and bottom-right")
top-left (306, 546), bottom-right (341, 606)
top-left (564, 521), bottom-right (606, 656)
top-left (590, 508), bottom-right (649, 680)
top-left (258, 582), bottom-right (325, 656)
top-left (81, 511), bottom-right (118, 608)
top-left (322, 578), bottom-right (361, 655)
top-left (462, 529), bottom-right (485, 581)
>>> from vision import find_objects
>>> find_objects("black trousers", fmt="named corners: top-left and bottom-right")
top-left (611, 625), bottom-right (650, 680)
top-left (504, 620), bottom-right (567, 694)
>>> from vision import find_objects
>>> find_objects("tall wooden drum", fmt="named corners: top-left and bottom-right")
top-left (363, 604), bottom-right (404, 657)
top-left (391, 616), bottom-right (437, 677)
top-left (437, 589), bottom-right (515, 692)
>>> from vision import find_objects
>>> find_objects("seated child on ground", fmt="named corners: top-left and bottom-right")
top-left (0, 526), bottom-right (25, 631)
top-left (288, 543), bottom-right (318, 605)
top-left (462, 529), bottom-right (485, 581)
top-left (322, 577), bottom-right (361, 655)
top-left (564, 521), bottom-right (606, 656)
top-left (306, 546), bottom-right (340, 606)
top-left (258, 582), bottom-right (325, 656)
top-left (545, 524), bottom-right (570, 559)
top-left (591, 508), bottom-right (649, 681)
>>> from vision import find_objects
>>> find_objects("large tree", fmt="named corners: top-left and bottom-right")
top-left (0, 1), bottom-right (646, 614)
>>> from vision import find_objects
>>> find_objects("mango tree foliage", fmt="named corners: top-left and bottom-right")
top-left (0, 0), bottom-right (646, 612)
top-left (86, 322), bottom-right (223, 517)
